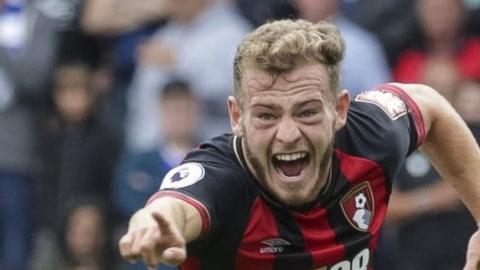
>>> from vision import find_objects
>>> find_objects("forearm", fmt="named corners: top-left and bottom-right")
top-left (120, 196), bottom-right (200, 265)
top-left (142, 197), bottom-right (202, 243)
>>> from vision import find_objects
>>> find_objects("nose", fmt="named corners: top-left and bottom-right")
top-left (275, 117), bottom-right (301, 145)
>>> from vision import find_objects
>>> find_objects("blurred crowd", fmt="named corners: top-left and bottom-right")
top-left (0, 0), bottom-right (478, 269)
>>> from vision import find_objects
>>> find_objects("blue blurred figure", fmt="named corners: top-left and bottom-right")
top-left (114, 80), bottom-right (200, 270)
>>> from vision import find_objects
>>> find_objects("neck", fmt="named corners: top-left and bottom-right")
top-left (427, 35), bottom-right (459, 55)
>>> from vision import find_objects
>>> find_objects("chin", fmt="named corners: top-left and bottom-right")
top-left (272, 185), bottom-right (317, 207)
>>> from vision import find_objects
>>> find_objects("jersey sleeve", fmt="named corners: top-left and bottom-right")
top-left (375, 83), bottom-right (426, 147)
top-left (338, 83), bottom-right (426, 178)
top-left (146, 145), bottom-right (252, 244)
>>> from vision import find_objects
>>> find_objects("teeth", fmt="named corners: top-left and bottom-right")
top-left (275, 152), bottom-right (307, 161)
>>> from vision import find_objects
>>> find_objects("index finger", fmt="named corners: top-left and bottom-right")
top-left (152, 212), bottom-right (173, 234)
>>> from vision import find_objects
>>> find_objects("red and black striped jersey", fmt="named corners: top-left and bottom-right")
top-left (148, 84), bottom-right (425, 270)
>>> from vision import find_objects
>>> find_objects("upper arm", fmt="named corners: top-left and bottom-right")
top-left (391, 83), bottom-right (480, 221)
top-left (392, 83), bottom-right (479, 179)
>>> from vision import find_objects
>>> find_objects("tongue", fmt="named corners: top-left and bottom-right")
top-left (278, 160), bottom-right (303, 177)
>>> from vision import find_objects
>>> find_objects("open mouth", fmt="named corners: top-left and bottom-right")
top-left (272, 152), bottom-right (310, 179)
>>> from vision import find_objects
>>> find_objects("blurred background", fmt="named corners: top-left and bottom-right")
top-left (0, 0), bottom-right (478, 269)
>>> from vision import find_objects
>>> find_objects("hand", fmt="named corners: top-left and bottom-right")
top-left (119, 209), bottom-right (187, 268)
top-left (464, 229), bottom-right (480, 270)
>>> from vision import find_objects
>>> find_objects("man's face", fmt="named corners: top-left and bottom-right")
top-left (229, 64), bottom-right (349, 207)
top-left (417, 0), bottom-right (464, 40)
top-left (159, 93), bottom-right (199, 143)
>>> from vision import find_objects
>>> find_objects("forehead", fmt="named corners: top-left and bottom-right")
top-left (241, 64), bottom-right (331, 103)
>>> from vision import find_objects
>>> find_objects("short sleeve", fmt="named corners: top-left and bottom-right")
top-left (146, 147), bottom-right (252, 241)
top-left (337, 83), bottom-right (426, 180)
top-left (373, 83), bottom-right (426, 146)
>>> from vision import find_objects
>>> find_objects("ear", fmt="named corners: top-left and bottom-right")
top-left (228, 96), bottom-right (244, 136)
top-left (334, 89), bottom-right (350, 131)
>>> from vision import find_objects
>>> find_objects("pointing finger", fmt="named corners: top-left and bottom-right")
top-left (152, 212), bottom-right (172, 234)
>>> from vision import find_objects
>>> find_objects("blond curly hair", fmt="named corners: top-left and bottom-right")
top-left (233, 19), bottom-right (345, 99)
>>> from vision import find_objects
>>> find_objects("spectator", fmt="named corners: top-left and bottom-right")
top-left (387, 10), bottom-right (480, 264)
top-left (0, 0), bottom-right (73, 269)
top-left (114, 80), bottom-right (200, 270)
top-left (394, 0), bottom-right (480, 83)
top-left (234, 0), bottom-right (297, 27)
top-left (292, 0), bottom-right (391, 95)
top-left (80, 0), bottom-right (166, 138)
top-left (30, 199), bottom-right (113, 270)
top-left (385, 151), bottom-right (475, 270)
top-left (114, 80), bottom-right (200, 223)
top-left (380, 17), bottom-right (479, 268)
top-left (340, 0), bottom-right (417, 65)
top-left (382, 81), bottom-right (480, 269)
top-left (124, 0), bottom-right (251, 151)
top-left (30, 61), bottom-right (120, 267)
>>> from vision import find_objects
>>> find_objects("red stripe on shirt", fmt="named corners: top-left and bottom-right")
top-left (293, 206), bottom-right (345, 267)
top-left (147, 190), bottom-right (211, 236)
top-left (235, 197), bottom-right (277, 270)
top-left (336, 150), bottom-right (389, 255)
top-left (180, 256), bottom-right (200, 270)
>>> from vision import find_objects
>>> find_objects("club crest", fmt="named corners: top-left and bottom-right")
top-left (340, 182), bottom-right (375, 232)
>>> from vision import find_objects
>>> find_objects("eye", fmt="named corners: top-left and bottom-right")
top-left (258, 113), bottom-right (276, 121)
top-left (298, 109), bottom-right (318, 118)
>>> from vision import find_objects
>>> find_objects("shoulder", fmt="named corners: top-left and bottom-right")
top-left (351, 82), bottom-right (443, 147)
top-left (337, 83), bottom-right (431, 164)
top-left (186, 134), bottom-right (239, 166)
top-left (160, 134), bottom-right (248, 190)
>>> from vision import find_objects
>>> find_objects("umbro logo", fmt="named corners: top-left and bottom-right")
top-left (259, 238), bottom-right (290, 254)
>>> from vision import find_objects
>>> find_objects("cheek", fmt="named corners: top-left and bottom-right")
top-left (244, 124), bottom-right (274, 149)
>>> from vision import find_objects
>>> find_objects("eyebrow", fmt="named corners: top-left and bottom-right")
top-left (293, 99), bottom-right (324, 110)
top-left (250, 103), bottom-right (279, 110)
